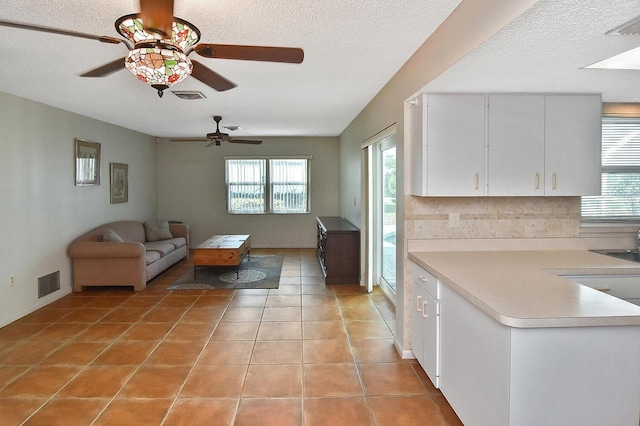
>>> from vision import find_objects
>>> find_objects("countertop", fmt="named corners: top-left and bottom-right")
top-left (408, 250), bottom-right (640, 328)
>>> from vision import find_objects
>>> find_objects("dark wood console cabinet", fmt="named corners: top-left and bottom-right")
top-left (316, 216), bottom-right (360, 284)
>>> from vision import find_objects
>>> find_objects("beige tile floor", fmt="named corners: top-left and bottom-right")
top-left (0, 249), bottom-right (462, 425)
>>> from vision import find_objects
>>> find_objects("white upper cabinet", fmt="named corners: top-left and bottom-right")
top-left (544, 95), bottom-right (602, 196)
top-left (409, 93), bottom-right (486, 196)
top-left (487, 94), bottom-right (545, 196)
top-left (408, 92), bottom-right (602, 197)
top-left (408, 93), bottom-right (427, 196)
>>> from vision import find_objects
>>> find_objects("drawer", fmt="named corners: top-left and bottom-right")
top-left (412, 262), bottom-right (438, 299)
top-left (564, 275), bottom-right (640, 300)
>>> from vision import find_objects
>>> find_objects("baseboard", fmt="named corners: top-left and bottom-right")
top-left (394, 337), bottom-right (415, 360)
top-left (0, 287), bottom-right (73, 328)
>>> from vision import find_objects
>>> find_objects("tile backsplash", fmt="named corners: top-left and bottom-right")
top-left (405, 196), bottom-right (581, 240)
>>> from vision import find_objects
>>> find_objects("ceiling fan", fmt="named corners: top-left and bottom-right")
top-left (0, 0), bottom-right (304, 97)
top-left (171, 116), bottom-right (263, 146)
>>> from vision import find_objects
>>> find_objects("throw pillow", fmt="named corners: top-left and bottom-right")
top-left (144, 220), bottom-right (173, 242)
top-left (103, 229), bottom-right (124, 242)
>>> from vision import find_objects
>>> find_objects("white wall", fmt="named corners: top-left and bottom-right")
top-left (0, 91), bottom-right (158, 327)
top-left (157, 136), bottom-right (340, 248)
top-left (338, 0), bottom-right (541, 352)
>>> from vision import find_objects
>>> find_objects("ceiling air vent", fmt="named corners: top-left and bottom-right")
top-left (171, 91), bottom-right (207, 100)
top-left (606, 15), bottom-right (640, 35)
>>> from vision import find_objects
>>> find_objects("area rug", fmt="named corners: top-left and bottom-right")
top-left (167, 255), bottom-right (283, 290)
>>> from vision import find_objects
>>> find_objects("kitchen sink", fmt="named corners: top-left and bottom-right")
top-left (592, 249), bottom-right (640, 263)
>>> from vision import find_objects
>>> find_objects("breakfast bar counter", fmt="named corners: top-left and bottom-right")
top-left (408, 249), bottom-right (640, 426)
top-left (408, 249), bottom-right (640, 328)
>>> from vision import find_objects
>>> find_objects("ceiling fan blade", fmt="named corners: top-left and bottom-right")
top-left (190, 60), bottom-right (237, 92)
top-left (139, 0), bottom-right (174, 38)
top-left (194, 44), bottom-right (304, 64)
top-left (80, 58), bottom-right (125, 77)
top-left (229, 139), bottom-right (263, 145)
top-left (0, 19), bottom-right (126, 46)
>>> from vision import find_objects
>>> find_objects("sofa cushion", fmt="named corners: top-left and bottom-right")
top-left (103, 229), bottom-right (124, 242)
top-left (144, 242), bottom-right (176, 257)
top-left (145, 251), bottom-right (161, 265)
top-left (161, 237), bottom-right (187, 249)
top-left (144, 220), bottom-right (173, 242)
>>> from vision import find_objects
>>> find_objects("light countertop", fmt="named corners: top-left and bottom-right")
top-left (408, 250), bottom-right (640, 328)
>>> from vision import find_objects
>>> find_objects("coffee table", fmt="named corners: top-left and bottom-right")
top-left (192, 234), bottom-right (251, 279)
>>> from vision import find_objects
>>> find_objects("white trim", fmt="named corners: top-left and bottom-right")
top-left (224, 155), bottom-right (312, 160)
top-left (360, 123), bottom-right (397, 149)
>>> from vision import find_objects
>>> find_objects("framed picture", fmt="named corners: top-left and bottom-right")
top-left (110, 163), bottom-right (128, 204)
top-left (75, 139), bottom-right (101, 186)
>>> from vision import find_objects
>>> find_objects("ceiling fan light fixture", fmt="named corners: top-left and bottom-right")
top-left (115, 14), bottom-right (201, 50)
top-left (124, 46), bottom-right (192, 96)
top-left (116, 14), bottom-right (200, 97)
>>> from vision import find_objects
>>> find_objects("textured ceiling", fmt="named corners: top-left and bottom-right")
top-left (4, 1), bottom-right (637, 140)
top-left (423, 0), bottom-right (640, 103)
top-left (0, 0), bottom-right (461, 138)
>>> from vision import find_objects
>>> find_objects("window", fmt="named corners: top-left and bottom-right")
top-left (226, 156), bottom-right (310, 214)
top-left (582, 117), bottom-right (640, 221)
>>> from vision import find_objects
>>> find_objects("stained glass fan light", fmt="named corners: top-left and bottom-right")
top-left (116, 14), bottom-right (201, 97)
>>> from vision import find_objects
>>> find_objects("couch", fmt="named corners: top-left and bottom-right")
top-left (69, 220), bottom-right (189, 291)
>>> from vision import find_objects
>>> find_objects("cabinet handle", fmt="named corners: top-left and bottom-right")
top-left (535, 172), bottom-right (540, 190)
top-left (416, 295), bottom-right (422, 311)
top-left (422, 300), bottom-right (428, 318)
top-left (418, 275), bottom-right (428, 283)
top-left (474, 173), bottom-right (479, 190)
top-left (552, 172), bottom-right (557, 190)
top-left (595, 287), bottom-right (611, 292)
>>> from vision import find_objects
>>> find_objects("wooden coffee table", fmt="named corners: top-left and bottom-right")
top-left (192, 234), bottom-right (251, 279)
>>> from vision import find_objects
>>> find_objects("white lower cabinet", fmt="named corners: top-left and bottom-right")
top-left (438, 283), bottom-right (640, 426)
top-left (562, 274), bottom-right (640, 306)
top-left (411, 263), bottom-right (439, 387)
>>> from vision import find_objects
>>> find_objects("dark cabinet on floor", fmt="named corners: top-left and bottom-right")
top-left (316, 216), bottom-right (360, 284)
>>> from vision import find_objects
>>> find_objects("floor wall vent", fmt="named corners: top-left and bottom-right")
top-left (38, 271), bottom-right (60, 298)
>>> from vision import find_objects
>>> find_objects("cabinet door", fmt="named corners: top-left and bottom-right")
top-left (488, 94), bottom-right (545, 195)
top-left (412, 283), bottom-right (439, 387)
top-left (408, 94), bottom-right (427, 196)
top-left (545, 94), bottom-right (602, 195)
top-left (412, 283), bottom-right (427, 366)
top-left (426, 94), bottom-right (486, 196)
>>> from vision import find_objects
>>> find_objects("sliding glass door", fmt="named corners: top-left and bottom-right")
top-left (362, 127), bottom-right (396, 302)
top-left (380, 142), bottom-right (396, 293)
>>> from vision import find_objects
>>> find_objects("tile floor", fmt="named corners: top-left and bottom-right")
top-left (0, 249), bottom-right (462, 425)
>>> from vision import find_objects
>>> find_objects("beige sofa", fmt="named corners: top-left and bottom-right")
top-left (69, 220), bottom-right (189, 292)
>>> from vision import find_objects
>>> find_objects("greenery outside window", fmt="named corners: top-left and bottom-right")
top-left (582, 116), bottom-right (640, 221)
top-left (226, 156), bottom-right (311, 214)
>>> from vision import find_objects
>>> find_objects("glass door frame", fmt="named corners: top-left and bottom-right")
top-left (375, 136), bottom-right (397, 302)
top-left (360, 124), bottom-right (397, 304)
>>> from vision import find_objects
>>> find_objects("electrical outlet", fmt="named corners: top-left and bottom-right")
top-left (9, 275), bottom-right (15, 287)
top-left (449, 213), bottom-right (460, 228)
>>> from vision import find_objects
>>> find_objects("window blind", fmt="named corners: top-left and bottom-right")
top-left (226, 159), bottom-right (266, 214)
top-left (225, 157), bottom-right (310, 214)
top-left (582, 117), bottom-right (640, 220)
top-left (270, 159), bottom-right (309, 213)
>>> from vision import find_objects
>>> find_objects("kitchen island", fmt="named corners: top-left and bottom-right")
top-left (408, 250), bottom-right (640, 426)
